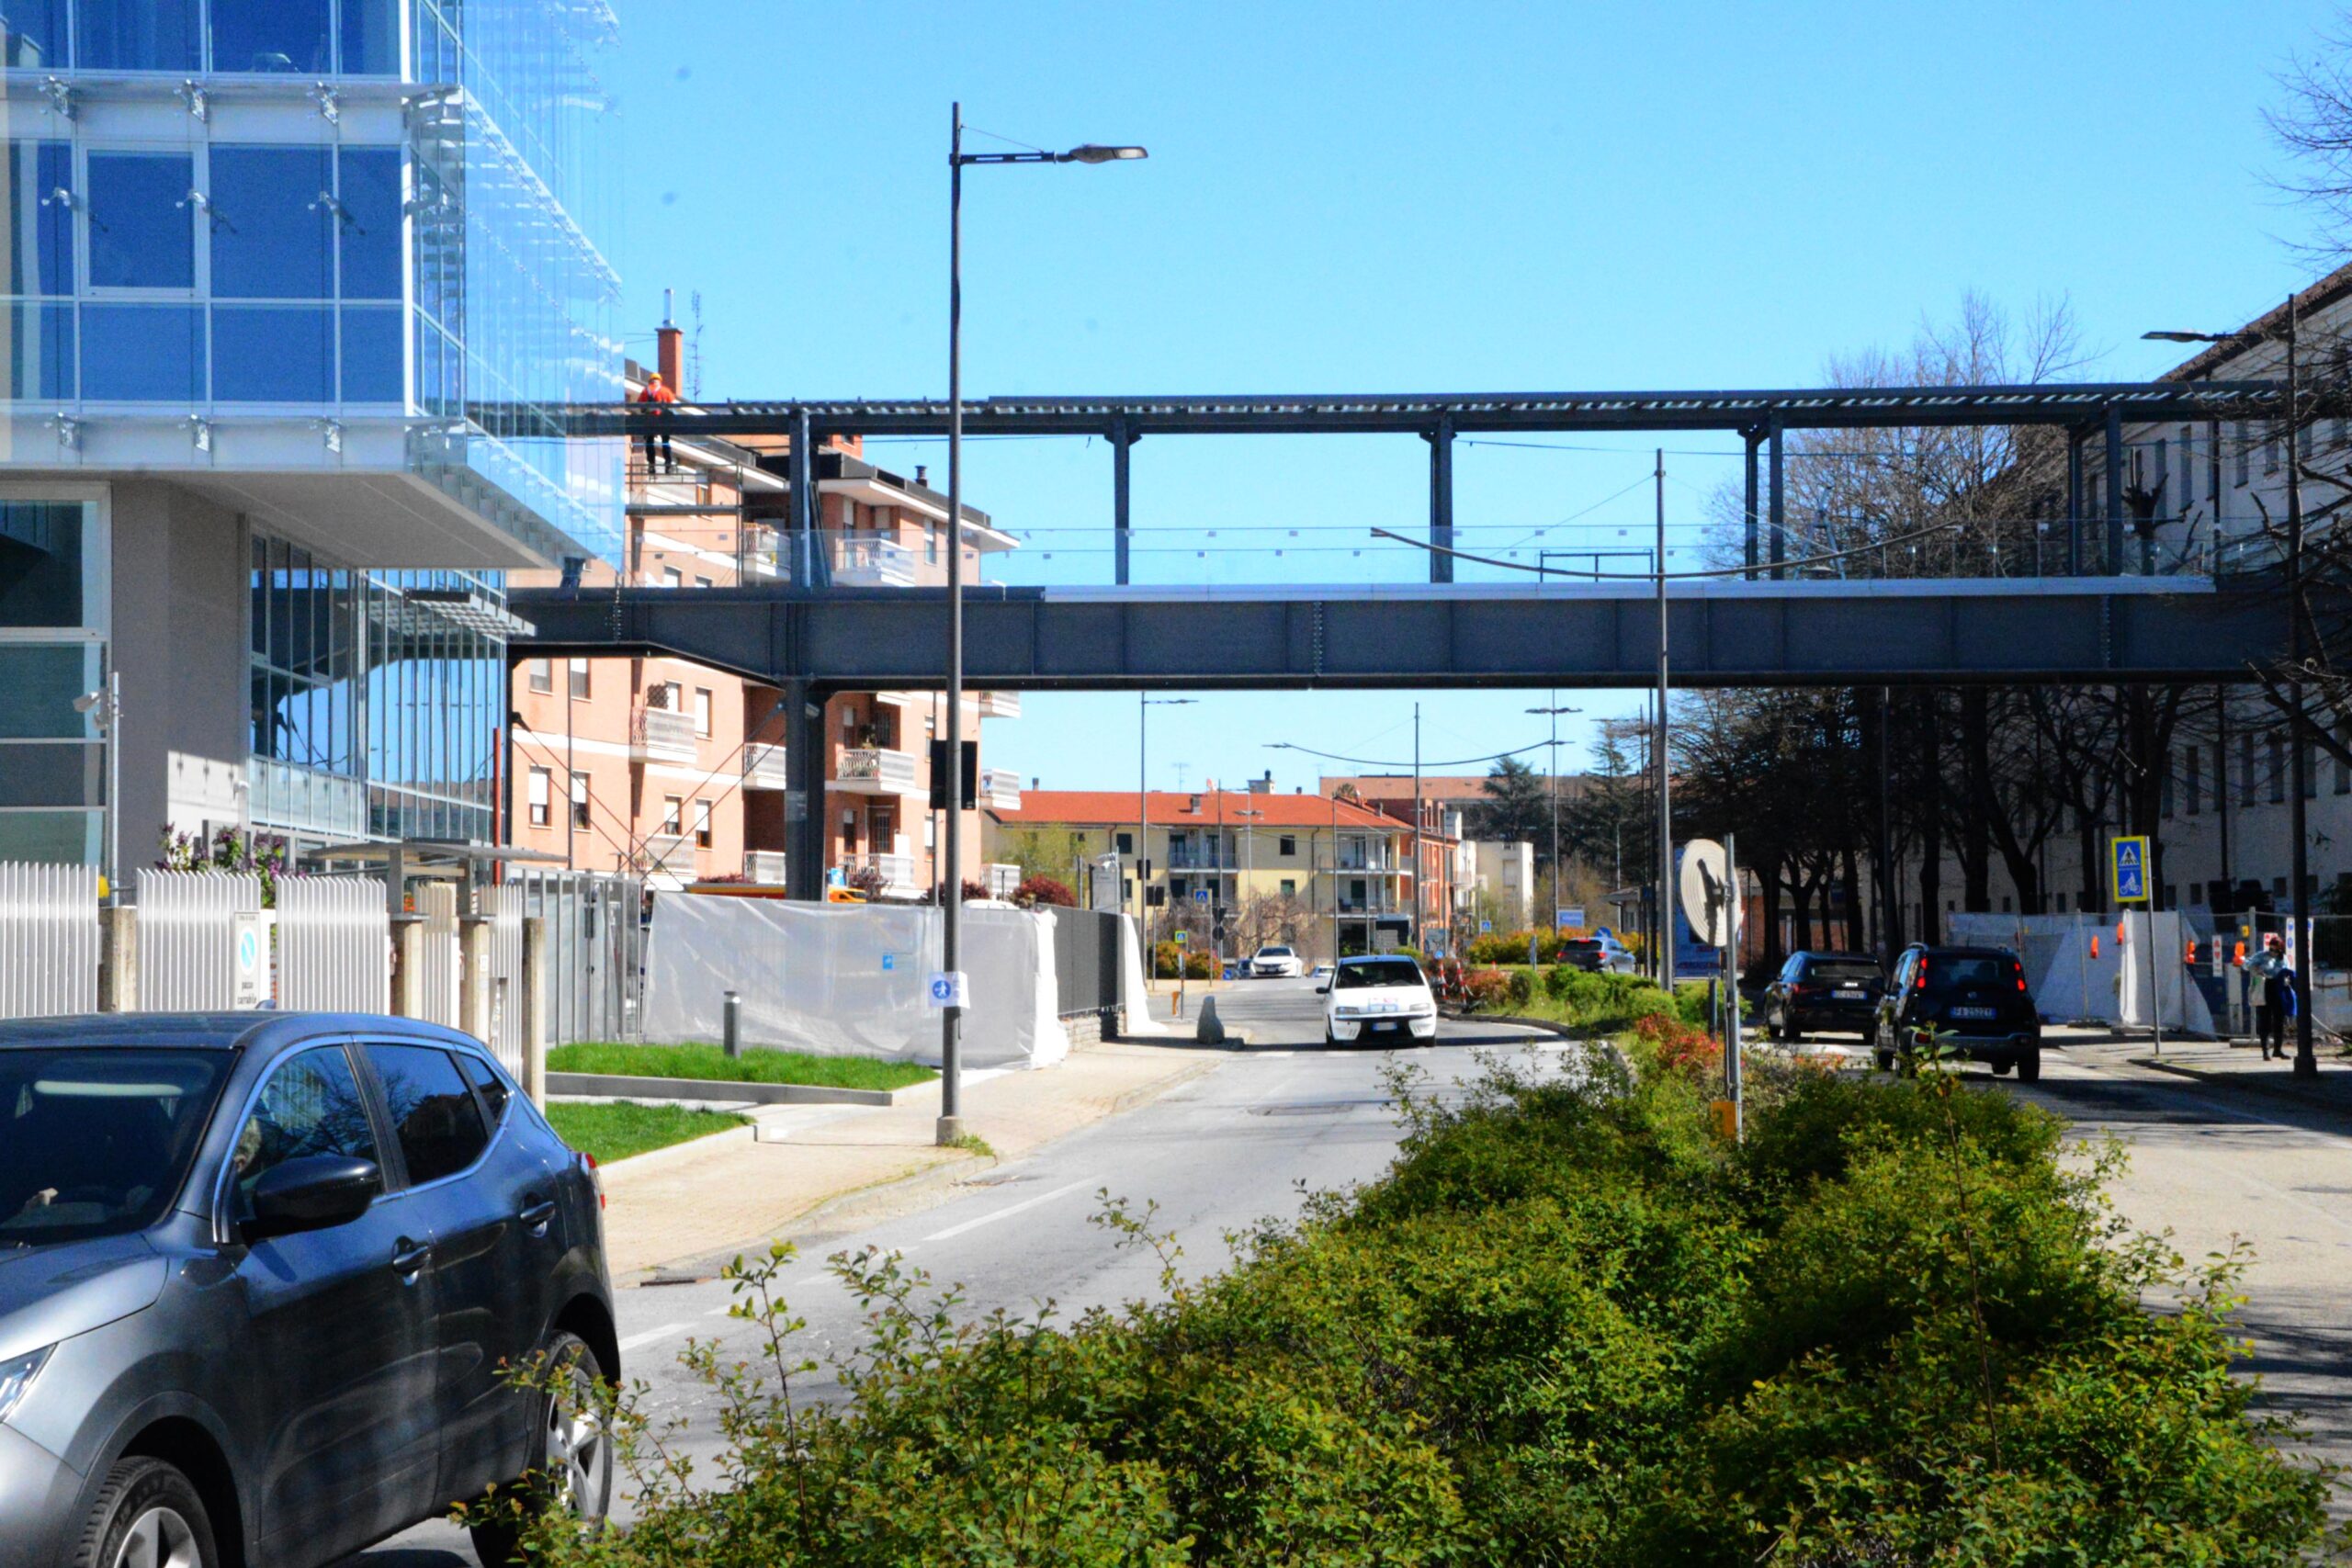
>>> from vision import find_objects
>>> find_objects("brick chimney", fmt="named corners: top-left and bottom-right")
top-left (657, 288), bottom-right (684, 394)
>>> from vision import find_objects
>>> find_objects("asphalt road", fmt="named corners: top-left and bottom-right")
top-left (350, 980), bottom-right (1561, 1564)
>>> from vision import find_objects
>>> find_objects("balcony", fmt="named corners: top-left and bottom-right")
top-left (643, 833), bottom-right (698, 878)
top-left (834, 746), bottom-right (921, 794)
top-left (739, 526), bottom-right (786, 581)
top-left (850, 851), bottom-right (917, 897)
top-left (742, 743), bottom-right (790, 789)
top-left (631, 705), bottom-right (698, 763)
top-left (1322, 845), bottom-right (1397, 873)
top-left (832, 536), bottom-right (916, 588)
top-left (984, 863), bottom-right (1022, 899)
top-left (744, 850), bottom-right (788, 885)
top-left (978, 690), bottom-right (1022, 718)
top-left (980, 767), bottom-right (1022, 810)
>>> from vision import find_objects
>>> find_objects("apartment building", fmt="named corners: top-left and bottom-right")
top-left (0, 0), bottom-right (619, 881)
top-left (983, 785), bottom-right (1420, 958)
top-left (505, 321), bottom-right (1023, 894)
top-left (1473, 840), bottom-right (1536, 928)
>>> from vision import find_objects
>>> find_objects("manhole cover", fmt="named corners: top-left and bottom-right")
top-left (641, 1269), bottom-right (717, 1287)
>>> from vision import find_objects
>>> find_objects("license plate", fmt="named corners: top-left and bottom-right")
top-left (1835, 988), bottom-right (1865, 999)
top-left (1950, 1006), bottom-right (1996, 1021)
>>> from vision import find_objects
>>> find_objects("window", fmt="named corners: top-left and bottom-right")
top-left (87, 152), bottom-right (195, 288)
top-left (456, 1052), bottom-right (510, 1124)
top-left (210, 147), bottom-right (333, 298)
top-left (526, 766), bottom-right (550, 827)
top-left (1279, 835), bottom-right (1296, 857)
top-left (0, 142), bottom-right (73, 297)
top-left (227, 1044), bottom-right (377, 1224)
top-left (215, 306), bottom-right (334, 401)
top-left (79, 0), bottom-right (200, 70)
top-left (662, 795), bottom-right (683, 834)
top-left (341, 0), bottom-right (400, 73)
top-left (1115, 831), bottom-right (1133, 854)
top-left (694, 575), bottom-right (712, 591)
top-left (568, 658), bottom-right (591, 700)
top-left (1281, 878), bottom-right (1296, 897)
top-left (695, 799), bottom-right (712, 848)
top-left (341, 305), bottom-right (401, 401)
top-left (82, 305), bottom-right (203, 400)
top-left (2055, 891), bottom-right (2068, 911)
top-left (2180, 424), bottom-right (2195, 507)
top-left (662, 567), bottom-right (682, 589)
top-left (570, 771), bottom-right (590, 829)
top-left (693, 686), bottom-right (712, 737)
top-left (366, 1044), bottom-right (489, 1185)
top-left (334, 149), bottom-right (403, 300)
top-left (2235, 423), bottom-right (2251, 486)
top-left (0, 1), bottom-right (66, 67)
top-left (659, 680), bottom-right (682, 713)
top-left (2162, 884), bottom-right (2177, 908)
top-left (211, 0), bottom-right (330, 73)
top-left (925, 523), bottom-right (939, 565)
top-left (2266, 428), bottom-right (2281, 475)
top-left (527, 660), bottom-right (552, 694)
top-left (2185, 745), bottom-right (2200, 815)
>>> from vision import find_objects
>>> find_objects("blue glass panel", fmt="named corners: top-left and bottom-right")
top-left (337, 148), bottom-right (402, 300)
top-left (0, 0), bottom-right (67, 67)
top-left (0, 647), bottom-right (90, 737)
top-left (210, 147), bottom-right (332, 299)
top-left (342, 306), bottom-right (401, 403)
top-left (87, 153), bottom-right (193, 289)
top-left (0, 302), bottom-right (75, 400)
top-left (0, 810), bottom-right (98, 863)
top-left (210, 0), bottom-right (328, 73)
top-left (340, 0), bottom-right (398, 74)
top-left (0, 144), bottom-right (75, 297)
top-left (82, 305), bottom-right (202, 400)
top-left (215, 306), bottom-right (331, 402)
top-left (76, 0), bottom-right (199, 71)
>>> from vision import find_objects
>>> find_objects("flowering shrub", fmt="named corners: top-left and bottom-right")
top-left (156, 826), bottom-right (288, 908)
top-left (1632, 1010), bottom-right (1721, 1078)
top-left (1014, 874), bottom-right (1076, 908)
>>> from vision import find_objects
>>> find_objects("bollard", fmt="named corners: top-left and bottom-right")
top-left (723, 989), bottom-right (741, 1059)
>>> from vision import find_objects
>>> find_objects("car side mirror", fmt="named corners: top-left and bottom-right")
top-left (243, 1155), bottom-right (381, 1240)
top-left (1315, 984), bottom-right (1329, 995)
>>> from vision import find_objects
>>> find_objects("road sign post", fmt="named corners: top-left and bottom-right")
top-left (2109, 835), bottom-right (2159, 1054)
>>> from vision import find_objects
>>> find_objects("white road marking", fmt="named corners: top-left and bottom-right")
top-left (922, 1176), bottom-right (1101, 1242)
top-left (618, 1322), bottom-right (692, 1353)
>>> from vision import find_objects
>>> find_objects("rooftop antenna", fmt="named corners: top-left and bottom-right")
top-left (688, 288), bottom-right (705, 400)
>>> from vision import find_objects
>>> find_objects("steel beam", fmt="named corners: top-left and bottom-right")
top-left (784, 680), bottom-right (828, 902)
top-left (1428, 417), bottom-right (1454, 585)
top-left (2105, 403), bottom-right (2126, 576)
top-left (1743, 430), bottom-right (1760, 578)
top-left (1767, 414), bottom-right (1785, 581)
top-left (511, 580), bottom-right (2300, 694)
top-left (1111, 416), bottom-right (1133, 585)
top-left (2066, 431), bottom-right (2084, 576)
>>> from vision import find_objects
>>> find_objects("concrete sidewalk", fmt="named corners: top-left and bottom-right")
top-left (592, 1041), bottom-right (1226, 1279)
top-left (2047, 1025), bottom-right (2352, 1121)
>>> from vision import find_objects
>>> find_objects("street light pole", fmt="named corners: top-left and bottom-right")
top-left (1655, 448), bottom-right (1674, 988)
top-left (1528, 699), bottom-right (1581, 926)
top-left (940, 107), bottom-right (1146, 1145)
top-left (1138, 695), bottom-right (1193, 987)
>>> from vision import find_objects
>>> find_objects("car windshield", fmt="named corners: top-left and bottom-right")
top-left (1335, 958), bottom-right (1424, 989)
top-left (1563, 940), bottom-right (1600, 953)
top-left (1808, 962), bottom-right (1883, 985)
top-left (1259, 947), bottom-right (1293, 957)
top-left (0, 1049), bottom-right (228, 1248)
top-left (1926, 954), bottom-right (2021, 990)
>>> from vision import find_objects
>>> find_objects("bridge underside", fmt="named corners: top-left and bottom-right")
top-left (509, 578), bottom-right (2290, 694)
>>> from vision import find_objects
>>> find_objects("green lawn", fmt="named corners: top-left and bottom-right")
top-left (548, 1041), bottom-right (937, 1092)
top-left (543, 1100), bottom-right (751, 1164)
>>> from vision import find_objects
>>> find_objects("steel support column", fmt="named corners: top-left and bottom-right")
top-left (2105, 402), bottom-right (2126, 575)
top-left (1767, 414), bottom-right (1785, 581)
top-left (784, 681), bottom-right (829, 903)
top-left (790, 405), bottom-right (815, 584)
top-left (1743, 428), bottom-right (1760, 578)
top-left (2065, 430), bottom-right (2084, 575)
top-left (1112, 416), bottom-right (1133, 586)
top-left (1428, 417), bottom-right (1454, 583)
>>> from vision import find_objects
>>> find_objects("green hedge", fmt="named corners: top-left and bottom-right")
top-left (491, 1051), bottom-right (2334, 1566)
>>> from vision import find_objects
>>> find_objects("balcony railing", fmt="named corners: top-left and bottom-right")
top-left (643, 832), bottom-right (697, 876)
top-left (833, 536), bottom-right (916, 588)
top-left (742, 743), bottom-right (790, 789)
top-left (979, 767), bottom-right (1021, 810)
top-left (984, 863), bottom-right (1022, 898)
top-left (834, 746), bottom-right (921, 793)
top-left (744, 849), bottom-right (788, 884)
top-left (631, 705), bottom-right (698, 763)
top-left (850, 851), bottom-right (917, 895)
top-left (978, 690), bottom-right (1022, 718)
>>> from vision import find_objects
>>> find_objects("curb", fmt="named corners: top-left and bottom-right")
top-left (548, 1070), bottom-right (927, 1108)
top-left (2127, 1055), bottom-right (2352, 1117)
top-left (1471, 1012), bottom-right (1634, 1082)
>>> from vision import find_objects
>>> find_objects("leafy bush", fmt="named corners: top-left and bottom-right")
top-left (1016, 874), bottom-right (1077, 907)
top-left (1150, 941), bottom-right (1213, 979)
top-left (483, 1053), bottom-right (2338, 1568)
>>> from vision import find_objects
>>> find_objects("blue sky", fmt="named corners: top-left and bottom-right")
top-left (605, 0), bottom-right (2341, 793)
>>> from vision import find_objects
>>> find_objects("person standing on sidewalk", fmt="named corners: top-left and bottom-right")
top-left (2251, 933), bottom-right (2291, 1060)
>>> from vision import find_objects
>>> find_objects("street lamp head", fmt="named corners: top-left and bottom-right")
top-left (1060, 144), bottom-right (1148, 164)
top-left (2143, 330), bottom-right (2227, 344)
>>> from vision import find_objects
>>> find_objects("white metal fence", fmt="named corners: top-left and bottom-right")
top-left (139, 868), bottom-right (265, 1010)
top-left (0, 862), bottom-right (98, 1018)
top-left (512, 870), bottom-right (642, 1044)
top-left (478, 882), bottom-right (526, 1072)
top-left (278, 875), bottom-right (389, 1013)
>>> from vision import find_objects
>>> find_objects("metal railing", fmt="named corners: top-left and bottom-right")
top-left (984, 862), bottom-right (1022, 898)
top-left (0, 862), bottom-right (97, 1018)
top-left (744, 849), bottom-right (789, 884)
top-left (852, 851), bottom-right (916, 894)
top-left (980, 767), bottom-right (1022, 810)
top-left (833, 536), bottom-right (916, 587)
top-left (277, 875), bottom-right (389, 1013)
top-left (140, 868), bottom-right (266, 1010)
top-left (742, 742), bottom-right (790, 789)
top-left (632, 704), bottom-right (698, 761)
top-left (836, 746), bottom-right (921, 791)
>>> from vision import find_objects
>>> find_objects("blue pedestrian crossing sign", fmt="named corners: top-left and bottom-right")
top-left (2109, 835), bottom-right (2150, 904)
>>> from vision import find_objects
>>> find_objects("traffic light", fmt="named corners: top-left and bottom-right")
top-left (1146, 886), bottom-right (1167, 908)
top-left (927, 739), bottom-right (979, 809)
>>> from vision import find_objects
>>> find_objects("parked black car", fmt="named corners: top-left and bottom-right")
top-left (0, 1013), bottom-right (617, 1568)
top-left (1873, 944), bottom-right (2042, 1080)
top-left (1760, 951), bottom-right (1886, 1041)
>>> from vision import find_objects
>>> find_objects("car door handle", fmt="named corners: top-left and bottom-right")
top-left (519, 1198), bottom-right (557, 1234)
top-left (391, 1238), bottom-right (432, 1278)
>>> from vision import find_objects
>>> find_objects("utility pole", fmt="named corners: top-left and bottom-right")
top-left (1411, 702), bottom-right (1424, 953)
top-left (1655, 448), bottom-right (1674, 989)
top-left (2287, 294), bottom-right (2316, 1078)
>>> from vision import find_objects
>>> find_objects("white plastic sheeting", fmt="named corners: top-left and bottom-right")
top-left (640, 895), bottom-right (1070, 1068)
top-left (1948, 911), bottom-right (2214, 1032)
top-left (1114, 914), bottom-right (1177, 1037)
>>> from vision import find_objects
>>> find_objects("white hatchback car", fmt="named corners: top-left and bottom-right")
top-left (1318, 955), bottom-right (1439, 1046)
top-left (1247, 943), bottom-right (1306, 978)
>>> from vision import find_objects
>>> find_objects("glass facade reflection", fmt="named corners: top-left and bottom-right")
top-left (249, 531), bottom-right (503, 845)
top-left (0, 497), bottom-right (103, 863)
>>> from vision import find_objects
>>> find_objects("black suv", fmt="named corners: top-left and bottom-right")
top-left (1760, 951), bottom-right (1885, 1042)
top-left (1874, 944), bottom-right (2042, 1080)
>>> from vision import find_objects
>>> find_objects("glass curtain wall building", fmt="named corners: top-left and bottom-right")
top-left (0, 1), bottom-right (618, 863)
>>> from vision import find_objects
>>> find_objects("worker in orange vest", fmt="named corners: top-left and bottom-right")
top-left (637, 370), bottom-right (678, 473)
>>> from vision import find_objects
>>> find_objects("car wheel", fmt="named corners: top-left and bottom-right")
top-left (1990, 1058), bottom-right (2013, 1077)
top-left (71, 1456), bottom-right (219, 1568)
top-left (1323, 1029), bottom-right (1340, 1048)
top-left (468, 1329), bottom-right (613, 1567)
top-left (2017, 1049), bottom-right (2041, 1084)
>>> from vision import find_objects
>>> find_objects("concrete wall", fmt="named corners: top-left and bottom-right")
top-left (110, 482), bottom-right (249, 867)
